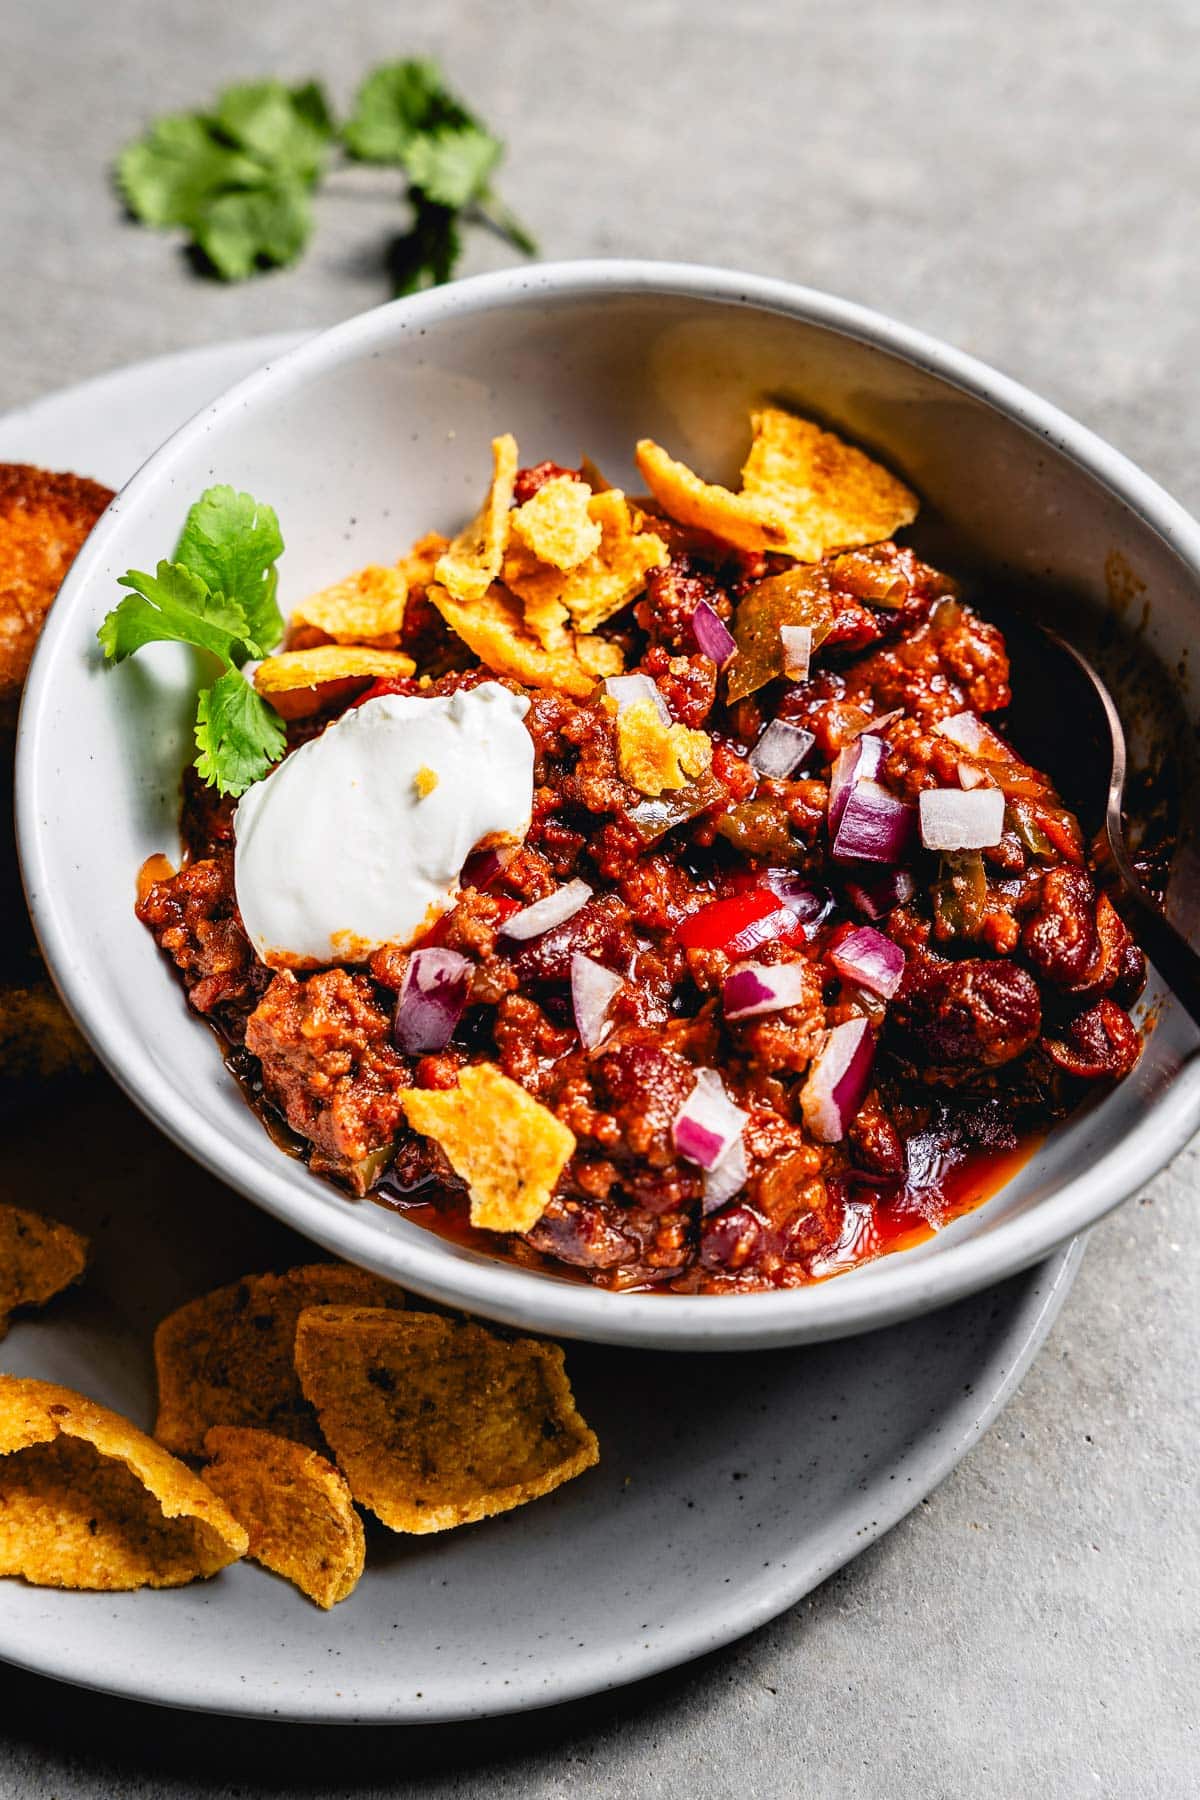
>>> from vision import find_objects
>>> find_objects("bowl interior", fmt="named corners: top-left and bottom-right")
top-left (19, 268), bottom-right (1200, 1348)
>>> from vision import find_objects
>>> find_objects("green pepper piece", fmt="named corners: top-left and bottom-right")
top-left (628, 771), bottom-right (725, 844)
top-left (715, 797), bottom-right (802, 863)
top-left (931, 850), bottom-right (988, 940)
top-left (726, 567), bottom-right (834, 702)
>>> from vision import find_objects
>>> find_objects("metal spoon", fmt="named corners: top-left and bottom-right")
top-left (1002, 618), bottom-right (1200, 1027)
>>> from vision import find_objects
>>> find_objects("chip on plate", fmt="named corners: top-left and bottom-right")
top-left (202, 1426), bottom-right (364, 1609)
top-left (0, 980), bottom-right (94, 1082)
top-left (429, 582), bottom-right (622, 700)
top-left (503, 489), bottom-right (668, 638)
top-left (400, 1061), bottom-right (575, 1234)
top-left (253, 645), bottom-right (416, 719)
top-left (154, 1263), bottom-right (406, 1458)
top-left (635, 408), bottom-right (917, 562)
top-left (293, 1308), bottom-right (599, 1534)
top-left (0, 1204), bottom-right (88, 1340)
top-left (288, 565), bottom-right (408, 649)
top-left (0, 1377), bottom-right (247, 1589)
top-left (0, 463), bottom-right (114, 709)
top-left (434, 434), bottom-right (520, 604)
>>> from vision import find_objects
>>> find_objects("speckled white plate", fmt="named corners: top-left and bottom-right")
top-left (0, 338), bottom-right (1080, 1723)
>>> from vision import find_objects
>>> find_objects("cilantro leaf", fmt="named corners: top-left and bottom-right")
top-left (116, 79), bottom-right (329, 281)
top-left (212, 80), bottom-right (335, 184)
top-left (118, 59), bottom-right (536, 293)
top-left (387, 197), bottom-right (463, 296)
top-left (99, 487), bottom-right (289, 798)
top-left (342, 59), bottom-right (475, 163)
top-left (98, 562), bottom-right (253, 665)
top-left (194, 668), bottom-right (287, 798)
top-left (116, 114), bottom-right (262, 229)
top-left (290, 81), bottom-right (338, 140)
top-left (175, 486), bottom-right (285, 655)
top-left (403, 125), bottom-right (501, 210)
top-left (190, 179), bottom-right (312, 280)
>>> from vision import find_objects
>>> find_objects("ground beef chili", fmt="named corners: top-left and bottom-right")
top-left (136, 504), bottom-right (1150, 1295)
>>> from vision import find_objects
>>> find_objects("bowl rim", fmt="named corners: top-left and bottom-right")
top-left (16, 258), bottom-right (1200, 1350)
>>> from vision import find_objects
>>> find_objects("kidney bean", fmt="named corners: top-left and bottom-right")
top-left (1022, 869), bottom-right (1100, 987)
top-left (508, 895), bottom-right (637, 985)
top-left (1044, 999), bottom-right (1140, 1080)
top-left (892, 952), bottom-right (1041, 1073)
top-left (512, 460), bottom-right (583, 504)
top-left (699, 1204), bottom-right (762, 1272)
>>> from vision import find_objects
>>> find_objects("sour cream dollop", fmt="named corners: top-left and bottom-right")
top-left (234, 682), bottom-right (533, 969)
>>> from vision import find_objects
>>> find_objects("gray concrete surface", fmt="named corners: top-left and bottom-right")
top-left (1, 0), bottom-right (1198, 1793)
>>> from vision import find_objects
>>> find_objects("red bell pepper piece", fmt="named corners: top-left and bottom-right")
top-left (676, 888), bottom-right (801, 956)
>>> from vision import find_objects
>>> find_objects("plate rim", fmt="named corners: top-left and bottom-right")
top-left (0, 330), bottom-right (1080, 1724)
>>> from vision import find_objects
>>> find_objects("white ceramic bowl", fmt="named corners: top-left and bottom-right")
top-left (17, 261), bottom-right (1200, 1350)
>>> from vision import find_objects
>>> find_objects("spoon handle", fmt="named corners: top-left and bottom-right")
top-left (1041, 628), bottom-right (1200, 1030)
top-left (1108, 874), bottom-right (1200, 1029)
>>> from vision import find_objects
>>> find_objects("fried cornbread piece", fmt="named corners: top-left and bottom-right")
top-left (614, 696), bottom-right (712, 796)
top-left (0, 1377), bottom-right (247, 1589)
top-left (0, 979), bottom-right (93, 1081)
top-left (287, 564), bottom-right (408, 649)
top-left (293, 1307), bottom-right (599, 1533)
top-left (502, 488), bottom-right (668, 638)
top-left (429, 582), bottom-right (622, 699)
top-left (0, 1204), bottom-right (88, 1340)
top-left (252, 644), bottom-right (416, 719)
top-left (435, 434), bottom-right (519, 603)
top-left (509, 476), bottom-right (601, 572)
top-left (0, 463), bottom-right (113, 707)
top-left (202, 1426), bottom-right (364, 1608)
top-left (154, 1263), bottom-right (406, 1456)
top-left (400, 1061), bottom-right (576, 1233)
top-left (635, 409), bottom-right (917, 563)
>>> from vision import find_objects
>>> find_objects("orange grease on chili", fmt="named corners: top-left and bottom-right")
top-left (382, 1132), bottom-right (1041, 1291)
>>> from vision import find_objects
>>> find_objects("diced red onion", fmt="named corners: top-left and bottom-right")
top-left (689, 600), bottom-right (738, 668)
top-left (722, 959), bottom-right (811, 1020)
top-left (828, 733), bottom-right (888, 832)
top-left (865, 708), bottom-right (904, 733)
top-left (832, 779), bottom-right (916, 865)
top-left (779, 624), bottom-right (812, 681)
top-left (672, 1068), bottom-right (748, 1171)
top-left (570, 951), bottom-right (623, 1050)
top-left (843, 867), bottom-right (915, 920)
top-left (800, 1018), bottom-right (876, 1143)
top-left (461, 844), bottom-right (513, 889)
top-left (918, 787), bottom-right (1005, 851)
top-left (749, 719), bottom-right (815, 779)
top-left (393, 948), bottom-right (472, 1054)
top-left (762, 871), bottom-right (835, 934)
top-left (501, 878), bottom-right (593, 940)
top-left (702, 1135), bottom-right (748, 1214)
top-left (829, 926), bottom-right (906, 999)
top-left (604, 673), bottom-right (670, 725)
top-left (935, 710), bottom-right (1010, 760)
top-left (957, 762), bottom-right (991, 791)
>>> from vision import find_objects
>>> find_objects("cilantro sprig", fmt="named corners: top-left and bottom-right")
top-left (98, 487), bottom-right (288, 799)
top-left (117, 60), bottom-right (535, 293)
top-left (116, 82), bottom-right (335, 280)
